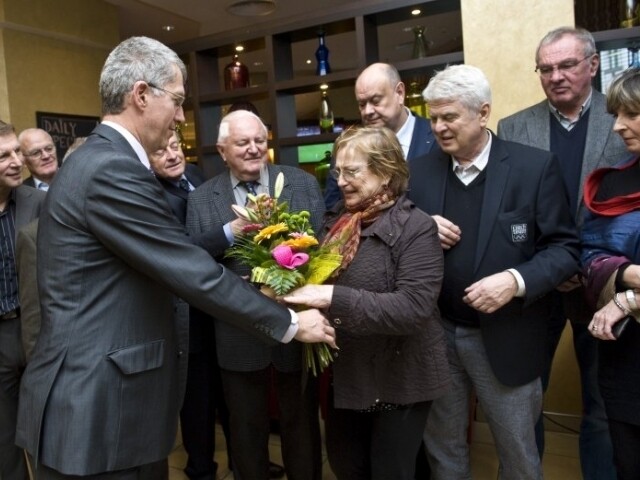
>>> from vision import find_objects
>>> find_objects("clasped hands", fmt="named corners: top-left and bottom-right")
top-left (287, 285), bottom-right (337, 349)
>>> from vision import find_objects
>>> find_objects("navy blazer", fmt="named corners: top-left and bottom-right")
top-left (323, 113), bottom-right (435, 209)
top-left (408, 133), bottom-right (580, 386)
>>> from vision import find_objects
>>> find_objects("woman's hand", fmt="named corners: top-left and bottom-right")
top-left (589, 298), bottom-right (627, 340)
top-left (283, 284), bottom-right (334, 310)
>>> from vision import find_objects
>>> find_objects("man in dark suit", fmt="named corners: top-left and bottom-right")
top-left (15, 36), bottom-right (334, 480)
top-left (497, 27), bottom-right (627, 478)
top-left (186, 109), bottom-right (325, 480)
top-left (18, 128), bottom-right (58, 191)
top-left (409, 65), bottom-right (580, 479)
top-left (0, 120), bottom-right (46, 480)
top-left (323, 62), bottom-right (435, 209)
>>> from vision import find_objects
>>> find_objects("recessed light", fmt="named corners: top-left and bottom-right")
top-left (319, 83), bottom-right (329, 90)
top-left (161, 25), bottom-right (175, 32)
top-left (411, 9), bottom-right (421, 16)
top-left (235, 45), bottom-right (245, 52)
top-left (306, 59), bottom-right (312, 64)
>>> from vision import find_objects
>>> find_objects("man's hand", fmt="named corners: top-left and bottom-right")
top-left (229, 217), bottom-right (250, 237)
top-left (556, 274), bottom-right (582, 292)
top-left (432, 215), bottom-right (461, 250)
top-left (294, 309), bottom-right (337, 349)
top-left (463, 271), bottom-right (518, 313)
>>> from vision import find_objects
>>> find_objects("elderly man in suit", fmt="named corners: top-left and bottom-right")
top-left (15, 36), bottom-right (334, 480)
top-left (323, 62), bottom-right (435, 209)
top-left (410, 65), bottom-right (580, 479)
top-left (186, 109), bottom-right (325, 480)
top-left (497, 27), bottom-right (627, 479)
top-left (18, 128), bottom-right (58, 191)
top-left (0, 120), bottom-right (46, 480)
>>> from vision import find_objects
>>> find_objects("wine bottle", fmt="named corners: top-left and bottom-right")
top-left (318, 91), bottom-right (334, 133)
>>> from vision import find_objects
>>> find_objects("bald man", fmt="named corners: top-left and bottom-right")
top-left (323, 62), bottom-right (435, 209)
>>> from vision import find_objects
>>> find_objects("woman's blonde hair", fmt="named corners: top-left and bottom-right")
top-left (332, 126), bottom-right (409, 196)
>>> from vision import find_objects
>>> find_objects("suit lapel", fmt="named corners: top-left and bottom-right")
top-left (526, 101), bottom-right (551, 150)
top-left (212, 173), bottom-right (238, 224)
top-left (580, 92), bottom-right (613, 213)
top-left (474, 136), bottom-right (510, 273)
top-left (15, 187), bottom-right (37, 232)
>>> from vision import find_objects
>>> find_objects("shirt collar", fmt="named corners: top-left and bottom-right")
top-left (101, 120), bottom-right (151, 169)
top-left (395, 107), bottom-right (415, 159)
top-left (548, 89), bottom-right (593, 129)
top-left (230, 163), bottom-right (270, 191)
top-left (32, 177), bottom-right (48, 190)
top-left (451, 130), bottom-right (492, 172)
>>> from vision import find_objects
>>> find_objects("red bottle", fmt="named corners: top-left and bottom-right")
top-left (224, 54), bottom-right (249, 90)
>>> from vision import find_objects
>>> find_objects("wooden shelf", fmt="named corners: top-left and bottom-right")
top-left (594, 26), bottom-right (640, 50)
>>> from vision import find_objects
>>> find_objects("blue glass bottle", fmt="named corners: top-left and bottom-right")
top-left (315, 31), bottom-right (331, 76)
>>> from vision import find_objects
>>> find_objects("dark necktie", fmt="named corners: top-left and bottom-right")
top-left (241, 181), bottom-right (258, 196)
top-left (178, 177), bottom-right (191, 192)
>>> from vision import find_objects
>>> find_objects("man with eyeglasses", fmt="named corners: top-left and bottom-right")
top-left (18, 128), bottom-right (58, 191)
top-left (15, 37), bottom-right (334, 480)
top-left (0, 120), bottom-right (45, 480)
top-left (498, 26), bottom-right (628, 480)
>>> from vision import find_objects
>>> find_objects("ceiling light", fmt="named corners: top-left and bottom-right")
top-left (235, 45), bottom-right (245, 52)
top-left (319, 83), bottom-right (329, 90)
top-left (161, 25), bottom-right (175, 32)
top-left (226, 0), bottom-right (276, 16)
top-left (411, 9), bottom-right (421, 16)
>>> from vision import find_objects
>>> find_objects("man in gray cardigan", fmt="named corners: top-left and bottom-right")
top-left (497, 26), bottom-right (628, 480)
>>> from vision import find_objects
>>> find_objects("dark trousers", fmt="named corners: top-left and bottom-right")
top-left (0, 316), bottom-right (28, 480)
top-left (28, 457), bottom-right (167, 480)
top-left (221, 367), bottom-right (321, 480)
top-left (179, 333), bottom-right (230, 479)
top-left (608, 419), bottom-right (640, 480)
top-left (325, 390), bottom-right (431, 480)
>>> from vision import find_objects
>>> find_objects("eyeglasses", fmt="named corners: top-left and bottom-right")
top-left (535, 55), bottom-right (593, 78)
top-left (24, 144), bottom-right (55, 159)
top-left (329, 167), bottom-right (363, 181)
top-left (147, 82), bottom-right (186, 108)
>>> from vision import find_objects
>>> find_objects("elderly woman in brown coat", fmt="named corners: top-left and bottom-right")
top-left (285, 126), bottom-right (450, 480)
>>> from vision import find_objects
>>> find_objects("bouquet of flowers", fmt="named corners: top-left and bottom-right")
top-left (226, 172), bottom-right (342, 376)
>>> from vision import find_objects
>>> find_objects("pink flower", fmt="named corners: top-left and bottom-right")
top-left (272, 245), bottom-right (309, 270)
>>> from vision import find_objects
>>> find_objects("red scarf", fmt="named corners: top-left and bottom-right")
top-left (583, 156), bottom-right (640, 216)
top-left (322, 192), bottom-right (396, 278)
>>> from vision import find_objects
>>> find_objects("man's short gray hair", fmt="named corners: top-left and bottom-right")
top-left (535, 27), bottom-right (596, 64)
top-left (99, 36), bottom-right (187, 116)
top-left (217, 110), bottom-right (268, 144)
top-left (422, 64), bottom-right (492, 112)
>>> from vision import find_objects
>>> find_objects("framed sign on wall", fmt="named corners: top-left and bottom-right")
top-left (36, 112), bottom-right (99, 160)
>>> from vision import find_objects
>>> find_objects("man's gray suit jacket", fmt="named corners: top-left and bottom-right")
top-left (497, 90), bottom-right (628, 225)
top-left (15, 124), bottom-right (294, 476)
top-left (186, 163), bottom-right (325, 372)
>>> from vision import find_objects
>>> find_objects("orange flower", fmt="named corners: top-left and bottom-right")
top-left (254, 223), bottom-right (288, 243)
top-left (281, 234), bottom-right (319, 249)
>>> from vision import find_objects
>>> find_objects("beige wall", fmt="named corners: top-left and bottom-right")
top-left (462, 0), bottom-right (575, 131)
top-left (461, 0), bottom-right (582, 419)
top-left (0, 0), bottom-right (119, 131)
